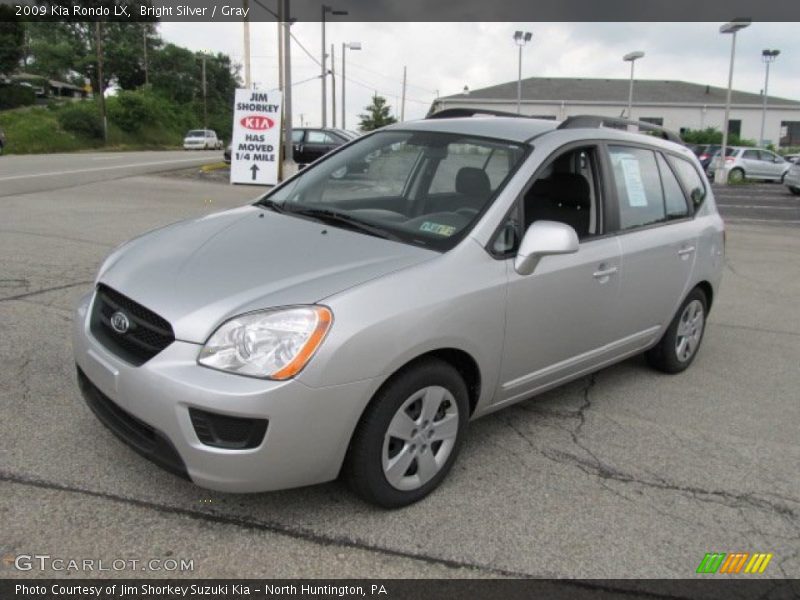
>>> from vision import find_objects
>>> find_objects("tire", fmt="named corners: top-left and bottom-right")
top-left (790, 187), bottom-right (800, 196)
top-left (646, 287), bottom-right (708, 374)
top-left (344, 358), bottom-right (469, 508)
top-left (728, 168), bottom-right (745, 184)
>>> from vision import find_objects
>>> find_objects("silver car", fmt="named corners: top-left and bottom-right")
top-left (784, 159), bottom-right (800, 196)
top-left (708, 146), bottom-right (791, 183)
top-left (73, 113), bottom-right (724, 507)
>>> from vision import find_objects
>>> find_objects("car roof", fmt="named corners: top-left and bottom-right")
top-left (385, 116), bottom-right (558, 143)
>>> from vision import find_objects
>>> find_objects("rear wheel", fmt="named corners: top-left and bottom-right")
top-left (344, 359), bottom-right (469, 508)
top-left (728, 168), bottom-right (745, 184)
top-left (790, 186), bottom-right (800, 196)
top-left (646, 288), bottom-right (708, 374)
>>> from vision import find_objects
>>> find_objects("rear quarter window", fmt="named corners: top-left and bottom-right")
top-left (666, 155), bottom-right (707, 211)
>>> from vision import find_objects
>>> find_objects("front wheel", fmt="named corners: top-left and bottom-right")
top-left (646, 288), bottom-right (708, 374)
top-left (344, 359), bottom-right (469, 508)
top-left (790, 186), bottom-right (800, 196)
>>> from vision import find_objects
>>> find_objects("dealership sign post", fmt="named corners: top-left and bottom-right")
top-left (230, 89), bottom-right (282, 185)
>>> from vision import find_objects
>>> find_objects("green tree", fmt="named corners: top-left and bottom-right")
top-left (0, 5), bottom-right (25, 76)
top-left (359, 94), bottom-right (397, 131)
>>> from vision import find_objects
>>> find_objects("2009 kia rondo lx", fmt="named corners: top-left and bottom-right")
top-left (74, 112), bottom-right (724, 507)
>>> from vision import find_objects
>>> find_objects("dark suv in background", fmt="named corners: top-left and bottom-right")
top-left (224, 127), bottom-right (357, 166)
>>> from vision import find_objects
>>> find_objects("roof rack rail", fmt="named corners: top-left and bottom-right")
top-left (557, 115), bottom-right (684, 145)
top-left (427, 108), bottom-right (532, 120)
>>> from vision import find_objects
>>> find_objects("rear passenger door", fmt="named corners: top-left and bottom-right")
top-left (607, 145), bottom-right (697, 347)
top-left (740, 149), bottom-right (762, 178)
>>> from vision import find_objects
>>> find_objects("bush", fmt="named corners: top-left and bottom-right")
top-left (0, 84), bottom-right (36, 110)
top-left (107, 90), bottom-right (150, 133)
top-left (57, 102), bottom-right (103, 139)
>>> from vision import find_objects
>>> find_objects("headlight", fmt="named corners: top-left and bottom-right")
top-left (198, 306), bottom-right (332, 379)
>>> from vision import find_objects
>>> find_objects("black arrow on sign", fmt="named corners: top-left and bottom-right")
top-left (250, 164), bottom-right (259, 181)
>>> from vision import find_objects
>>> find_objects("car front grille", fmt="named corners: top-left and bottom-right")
top-left (90, 284), bottom-right (175, 366)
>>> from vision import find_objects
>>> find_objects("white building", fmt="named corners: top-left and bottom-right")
top-left (430, 77), bottom-right (800, 148)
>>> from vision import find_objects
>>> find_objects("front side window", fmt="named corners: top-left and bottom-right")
top-left (261, 131), bottom-right (526, 251)
top-left (608, 146), bottom-right (666, 230)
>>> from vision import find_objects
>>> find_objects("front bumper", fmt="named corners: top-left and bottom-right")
top-left (784, 170), bottom-right (800, 188)
top-left (72, 291), bottom-right (375, 493)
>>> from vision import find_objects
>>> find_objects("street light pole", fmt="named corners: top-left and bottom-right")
top-left (623, 51), bottom-right (644, 120)
top-left (331, 44), bottom-right (336, 127)
top-left (341, 41), bottom-right (361, 129)
top-left (717, 19), bottom-right (751, 185)
top-left (321, 4), bottom-right (348, 128)
top-left (201, 53), bottom-right (207, 130)
top-left (513, 31), bottom-right (532, 115)
top-left (759, 49), bottom-right (780, 148)
top-left (282, 0), bottom-right (295, 173)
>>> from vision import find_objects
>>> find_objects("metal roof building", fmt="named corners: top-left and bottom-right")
top-left (430, 77), bottom-right (800, 147)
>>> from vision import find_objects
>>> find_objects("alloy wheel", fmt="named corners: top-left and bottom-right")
top-left (675, 299), bottom-right (704, 362)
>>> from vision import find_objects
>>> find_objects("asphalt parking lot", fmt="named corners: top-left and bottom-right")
top-left (1, 156), bottom-right (798, 580)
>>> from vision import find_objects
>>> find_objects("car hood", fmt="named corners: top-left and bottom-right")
top-left (97, 206), bottom-right (437, 343)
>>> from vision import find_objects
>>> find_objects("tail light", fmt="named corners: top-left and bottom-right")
top-left (725, 157), bottom-right (735, 164)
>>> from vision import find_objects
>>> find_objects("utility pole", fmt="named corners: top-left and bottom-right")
top-left (142, 27), bottom-right (149, 85)
top-left (321, 5), bottom-right (327, 127)
top-left (400, 65), bottom-right (407, 122)
top-left (282, 0), bottom-right (295, 175)
top-left (242, 0), bottom-right (251, 87)
top-left (330, 44), bottom-right (336, 128)
top-left (201, 53), bottom-right (207, 130)
top-left (95, 21), bottom-right (107, 142)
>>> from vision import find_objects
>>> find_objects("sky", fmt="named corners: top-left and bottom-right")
top-left (159, 22), bottom-right (799, 129)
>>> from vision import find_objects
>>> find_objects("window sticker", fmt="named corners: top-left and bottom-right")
top-left (619, 157), bottom-right (648, 207)
top-left (419, 221), bottom-right (457, 237)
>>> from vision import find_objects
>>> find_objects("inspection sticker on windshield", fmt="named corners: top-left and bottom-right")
top-left (419, 222), bottom-right (456, 236)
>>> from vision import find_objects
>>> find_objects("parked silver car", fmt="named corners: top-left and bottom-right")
top-left (784, 159), bottom-right (800, 195)
top-left (708, 146), bottom-right (791, 183)
top-left (73, 113), bottom-right (724, 507)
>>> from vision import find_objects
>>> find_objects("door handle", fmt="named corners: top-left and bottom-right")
top-left (678, 246), bottom-right (696, 257)
top-left (592, 265), bottom-right (618, 279)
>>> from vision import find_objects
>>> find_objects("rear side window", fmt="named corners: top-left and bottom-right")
top-left (666, 155), bottom-right (707, 210)
top-left (608, 146), bottom-right (665, 230)
top-left (656, 154), bottom-right (689, 219)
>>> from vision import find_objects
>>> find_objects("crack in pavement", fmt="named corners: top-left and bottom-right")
top-left (0, 281), bottom-right (92, 303)
top-left (500, 375), bottom-right (799, 533)
top-left (0, 471), bottom-right (537, 579)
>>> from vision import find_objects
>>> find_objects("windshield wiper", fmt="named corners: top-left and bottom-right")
top-left (257, 198), bottom-right (287, 213)
top-left (288, 207), bottom-right (401, 242)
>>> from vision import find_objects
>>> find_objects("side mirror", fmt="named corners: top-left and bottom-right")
top-left (514, 220), bottom-right (579, 276)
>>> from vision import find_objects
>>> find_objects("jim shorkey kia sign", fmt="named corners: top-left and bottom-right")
top-left (230, 89), bottom-right (283, 186)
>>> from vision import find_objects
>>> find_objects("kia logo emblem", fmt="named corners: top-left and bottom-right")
top-left (110, 311), bottom-right (130, 334)
top-left (240, 115), bottom-right (274, 130)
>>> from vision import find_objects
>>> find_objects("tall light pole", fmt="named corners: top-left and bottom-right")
top-left (242, 0), bottom-right (251, 88)
top-left (341, 41), bottom-right (361, 129)
top-left (759, 49), bottom-right (780, 148)
top-left (717, 19), bottom-right (751, 185)
top-left (321, 4), bottom-right (347, 127)
top-left (330, 44), bottom-right (336, 127)
top-left (282, 0), bottom-right (295, 174)
top-left (623, 51), bottom-right (645, 120)
top-left (513, 31), bottom-right (532, 115)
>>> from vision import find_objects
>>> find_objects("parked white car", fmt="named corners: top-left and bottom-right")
top-left (183, 129), bottom-right (223, 150)
top-left (708, 147), bottom-right (791, 183)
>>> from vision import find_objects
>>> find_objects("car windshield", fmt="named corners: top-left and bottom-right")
top-left (187, 130), bottom-right (206, 137)
top-left (258, 130), bottom-right (527, 251)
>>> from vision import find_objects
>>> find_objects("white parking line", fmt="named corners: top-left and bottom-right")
top-left (725, 217), bottom-right (800, 224)
top-left (0, 157), bottom-right (213, 182)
